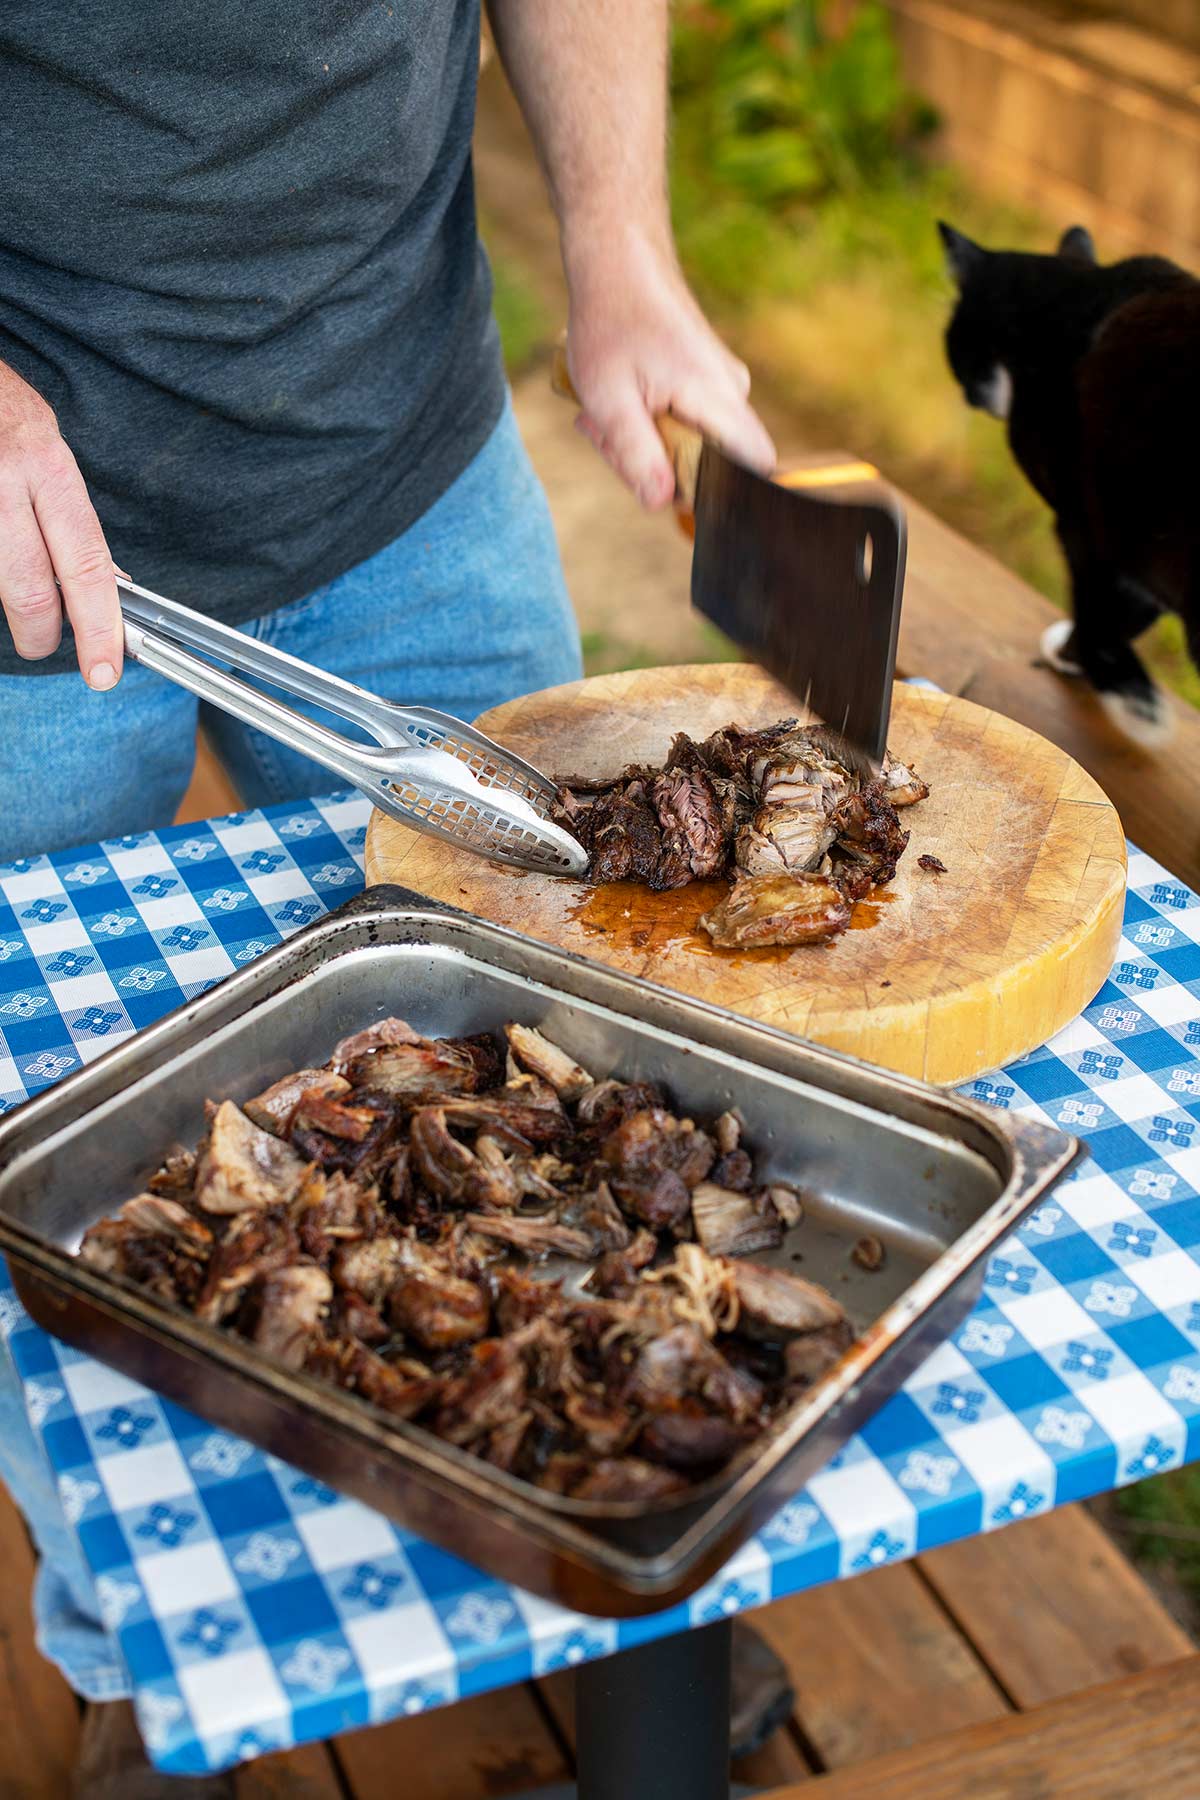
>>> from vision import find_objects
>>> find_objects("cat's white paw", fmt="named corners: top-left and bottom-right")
top-left (1098, 687), bottom-right (1175, 750)
top-left (1040, 619), bottom-right (1083, 675)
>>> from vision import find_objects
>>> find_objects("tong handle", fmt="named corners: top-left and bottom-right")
top-left (117, 580), bottom-right (586, 872)
top-left (117, 578), bottom-right (561, 806)
top-left (122, 612), bottom-right (533, 825)
top-left (550, 344), bottom-right (703, 510)
top-left (122, 612), bottom-right (388, 795)
top-left (117, 578), bottom-right (406, 747)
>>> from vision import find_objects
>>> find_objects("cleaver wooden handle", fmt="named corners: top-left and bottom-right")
top-left (550, 343), bottom-right (703, 510)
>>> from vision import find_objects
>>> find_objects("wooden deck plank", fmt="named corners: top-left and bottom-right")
top-left (0, 1485), bottom-right (80, 1799)
top-left (750, 1564), bottom-right (1010, 1770)
top-left (917, 1504), bottom-right (1194, 1707)
top-left (331, 1685), bottom-right (569, 1800)
top-left (236, 1740), bottom-right (344, 1798)
top-left (761, 1654), bottom-right (1200, 1800)
top-left (733, 1727), bottom-right (815, 1790)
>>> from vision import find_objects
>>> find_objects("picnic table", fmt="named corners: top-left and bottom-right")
top-left (3, 768), bottom-right (1200, 1793)
top-left (4, 422), bottom-right (1200, 1793)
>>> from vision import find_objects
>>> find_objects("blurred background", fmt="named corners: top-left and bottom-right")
top-left (478, 0), bottom-right (1200, 702)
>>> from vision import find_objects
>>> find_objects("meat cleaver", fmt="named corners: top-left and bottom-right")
top-left (551, 347), bottom-right (905, 774)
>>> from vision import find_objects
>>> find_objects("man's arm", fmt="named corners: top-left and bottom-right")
top-left (485, 0), bottom-right (775, 509)
top-left (0, 360), bottom-right (123, 685)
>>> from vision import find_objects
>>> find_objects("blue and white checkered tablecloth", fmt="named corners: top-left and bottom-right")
top-left (3, 794), bottom-right (1200, 1774)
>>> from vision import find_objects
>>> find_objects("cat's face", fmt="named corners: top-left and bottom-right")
top-left (939, 222), bottom-right (1095, 419)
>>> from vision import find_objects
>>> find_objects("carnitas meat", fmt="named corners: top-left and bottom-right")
top-left (555, 719), bottom-right (928, 947)
top-left (701, 873), bottom-right (852, 950)
top-left (195, 1101), bottom-right (309, 1215)
top-left (78, 1020), bottom-right (859, 1504)
top-left (599, 1106), bottom-right (715, 1230)
top-left (690, 1181), bottom-right (783, 1259)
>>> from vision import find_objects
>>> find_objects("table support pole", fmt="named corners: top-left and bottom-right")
top-left (574, 1618), bottom-right (733, 1800)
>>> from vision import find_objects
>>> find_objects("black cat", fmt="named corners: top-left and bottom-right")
top-left (940, 220), bottom-right (1200, 746)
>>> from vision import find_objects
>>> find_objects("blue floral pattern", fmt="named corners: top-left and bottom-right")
top-left (985, 1257), bottom-right (1036, 1296)
top-left (1080, 1050), bottom-right (1124, 1081)
top-left (44, 950), bottom-right (94, 978)
top-left (1149, 1116), bottom-right (1196, 1148)
top-left (160, 925), bottom-right (207, 952)
top-left (543, 1630), bottom-right (608, 1671)
top-left (20, 898), bottom-right (67, 923)
top-left (95, 1406), bottom-right (156, 1449)
top-left (273, 898), bottom-right (320, 926)
top-left (3, 799), bottom-right (1200, 1780)
top-left (240, 851), bottom-right (286, 875)
top-left (73, 1006), bottom-right (123, 1037)
top-left (1062, 1342), bottom-right (1114, 1379)
top-left (179, 1609), bottom-right (242, 1657)
top-left (850, 1530), bottom-right (906, 1571)
top-left (697, 1578), bottom-right (758, 1622)
top-left (931, 1382), bottom-right (985, 1424)
top-left (1125, 1434), bottom-right (1179, 1480)
top-left (991, 1481), bottom-right (1045, 1524)
top-left (135, 1504), bottom-right (197, 1550)
top-left (341, 1564), bottom-right (405, 1610)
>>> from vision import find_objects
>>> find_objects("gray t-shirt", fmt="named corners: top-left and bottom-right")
top-left (0, 2), bottom-right (505, 676)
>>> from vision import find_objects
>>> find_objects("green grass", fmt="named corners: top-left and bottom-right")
top-left (579, 631), bottom-right (663, 677)
top-left (1114, 1467), bottom-right (1200, 1604)
top-left (580, 623), bottom-right (740, 680)
top-left (483, 221), bottom-right (552, 376)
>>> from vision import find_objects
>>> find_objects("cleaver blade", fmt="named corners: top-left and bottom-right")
top-left (690, 446), bottom-right (906, 775)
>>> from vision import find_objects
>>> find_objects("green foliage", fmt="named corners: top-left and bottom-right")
top-left (1116, 1467), bottom-right (1200, 1600)
top-left (483, 224), bottom-right (551, 374)
top-left (671, 0), bottom-right (935, 208)
top-left (580, 632), bottom-right (662, 677)
top-left (667, 22), bottom-right (1200, 709)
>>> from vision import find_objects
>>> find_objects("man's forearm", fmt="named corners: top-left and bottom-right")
top-left (484, 0), bottom-right (774, 502)
top-left (485, 0), bottom-right (673, 270)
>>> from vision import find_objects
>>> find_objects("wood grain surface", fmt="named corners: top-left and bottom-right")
top-left (366, 664), bottom-right (1126, 1084)
top-left (762, 1655), bottom-right (1200, 1800)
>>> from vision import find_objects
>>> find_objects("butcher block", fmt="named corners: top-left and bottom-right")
top-left (365, 664), bottom-right (1126, 1085)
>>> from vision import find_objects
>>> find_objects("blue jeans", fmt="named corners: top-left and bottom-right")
top-left (0, 395), bottom-right (581, 1697)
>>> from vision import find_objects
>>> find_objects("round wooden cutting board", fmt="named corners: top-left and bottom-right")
top-left (365, 665), bottom-right (1126, 1085)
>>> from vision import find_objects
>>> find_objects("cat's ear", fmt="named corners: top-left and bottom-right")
top-left (938, 222), bottom-right (985, 287)
top-left (1057, 225), bottom-right (1096, 264)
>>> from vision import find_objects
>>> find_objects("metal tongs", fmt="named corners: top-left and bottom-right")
top-left (118, 578), bottom-right (588, 876)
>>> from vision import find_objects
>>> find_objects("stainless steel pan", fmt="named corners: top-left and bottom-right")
top-left (0, 888), bottom-right (1078, 1613)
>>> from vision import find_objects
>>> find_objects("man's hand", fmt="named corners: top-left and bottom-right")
top-left (564, 225), bottom-right (776, 510)
top-left (0, 359), bottom-right (122, 687)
